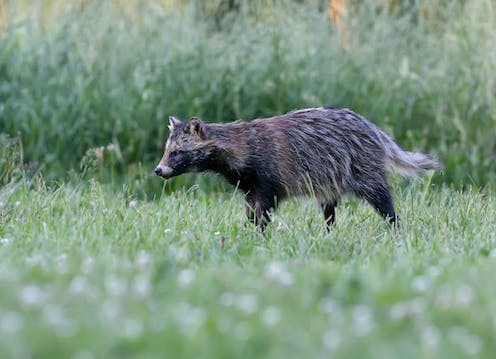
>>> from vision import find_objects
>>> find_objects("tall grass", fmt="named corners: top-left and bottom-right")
top-left (0, 154), bottom-right (496, 358)
top-left (0, 0), bottom-right (495, 186)
top-left (0, 134), bottom-right (23, 185)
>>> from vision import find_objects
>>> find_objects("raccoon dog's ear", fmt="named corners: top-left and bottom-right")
top-left (185, 117), bottom-right (206, 139)
top-left (168, 116), bottom-right (182, 132)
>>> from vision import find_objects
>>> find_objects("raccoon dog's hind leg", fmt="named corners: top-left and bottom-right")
top-left (353, 176), bottom-right (398, 225)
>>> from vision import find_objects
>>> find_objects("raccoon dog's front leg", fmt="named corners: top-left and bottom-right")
top-left (319, 200), bottom-right (338, 230)
top-left (245, 192), bottom-right (275, 232)
top-left (245, 193), bottom-right (257, 225)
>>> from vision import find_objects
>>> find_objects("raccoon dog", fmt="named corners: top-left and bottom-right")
top-left (155, 107), bottom-right (441, 231)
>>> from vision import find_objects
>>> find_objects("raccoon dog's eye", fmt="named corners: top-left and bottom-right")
top-left (170, 150), bottom-right (181, 158)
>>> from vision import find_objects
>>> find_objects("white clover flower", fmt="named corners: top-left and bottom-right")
top-left (177, 269), bottom-right (196, 288)
top-left (448, 326), bottom-right (482, 356)
top-left (389, 299), bottom-right (424, 320)
top-left (0, 312), bottom-right (22, 333)
top-left (56, 254), bottom-right (68, 274)
top-left (19, 285), bottom-right (46, 308)
top-left (261, 306), bottom-right (281, 327)
top-left (0, 238), bottom-right (12, 245)
top-left (352, 305), bottom-right (374, 336)
top-left (100, 300), bottom-right (120, 320)
top-left (122, 318), bottom-right (144, 339)
top-left (174, 246), bottom-right (190, 263)
top-left (318, 297), bottom-right (338, 314)
top-left (421, 325), bottom-right (440, 350)
top-left (0, 266), bottom-right (20, 282)
top-left (69, 276), bottom-right (87, 296)
top-left (236, 294), bottom-right (259, 315)
top-left (456, 285), bottom-right (474, 308)
top-left (42, 305), bottom-right (78, 337)
top-left (135, 250), bottom-right (151, 270)
top-left (105, 276), bottom-right (127, 296)
top-left (219, 292), bottom-right (235, 307)
top-left (411, 275), bottom-right (431, 292)
top-left (428, 266), bottom-right (441, 278)
top-left (174, 303), bottom-right (206, 335)
top-left (322, 330), bottom-right (341, 350)
top-left (389, 302), bottom-right (407, 320)
top-left (134, 275), bottom-right (151, 298)
top-left (25, 255), bottom-right (42, 267)
top-left (265, 262), bottom-right (294, 286)
top-left (81, 256), bottom-right (95, 274)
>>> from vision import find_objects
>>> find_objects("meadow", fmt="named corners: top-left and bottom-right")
top-left (0, 0), bottom-right (495, 186)
top-left (1, 154), bottom-right (496, 358)
top-left (1, 0), bottom-right (496, 358)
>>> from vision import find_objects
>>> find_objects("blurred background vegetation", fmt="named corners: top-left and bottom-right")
top-left (0, 0), bottom-right (495, 193)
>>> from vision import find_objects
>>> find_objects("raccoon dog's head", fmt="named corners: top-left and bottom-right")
top-left (155, 116), bottom-right (213, 179)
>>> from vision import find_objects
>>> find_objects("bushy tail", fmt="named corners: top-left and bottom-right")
top-left (388, 150), bottom-right (442, 176)
top-left (380, 134), bottom-right (442, 176)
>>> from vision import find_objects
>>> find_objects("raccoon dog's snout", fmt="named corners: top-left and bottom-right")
top-left (154, 165), bottom-right (173, 179)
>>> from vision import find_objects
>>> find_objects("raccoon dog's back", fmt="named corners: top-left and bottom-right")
top-left (253, 107), bottom-right (441, 201)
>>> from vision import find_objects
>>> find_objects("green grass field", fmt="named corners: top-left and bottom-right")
top-left (1, 0), bottom-right (496, 357)
top-left (1, 0), bottom-right (495, 185)
top-left (1, 174), bottom-right (496, 358)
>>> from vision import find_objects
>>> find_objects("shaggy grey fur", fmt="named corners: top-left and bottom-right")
top-left (155, 107), bottom-right (442, 230)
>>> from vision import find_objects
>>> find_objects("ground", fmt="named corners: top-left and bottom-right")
top-left (1, 178), bottom-right (495, 358)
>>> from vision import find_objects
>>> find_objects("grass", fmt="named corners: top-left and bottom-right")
top-left (1, 0), bottom-right (495, 185)
top-left (1, 1), bottom-right (496, 357)
top-left (1, 172), bottom-right (496, 358)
